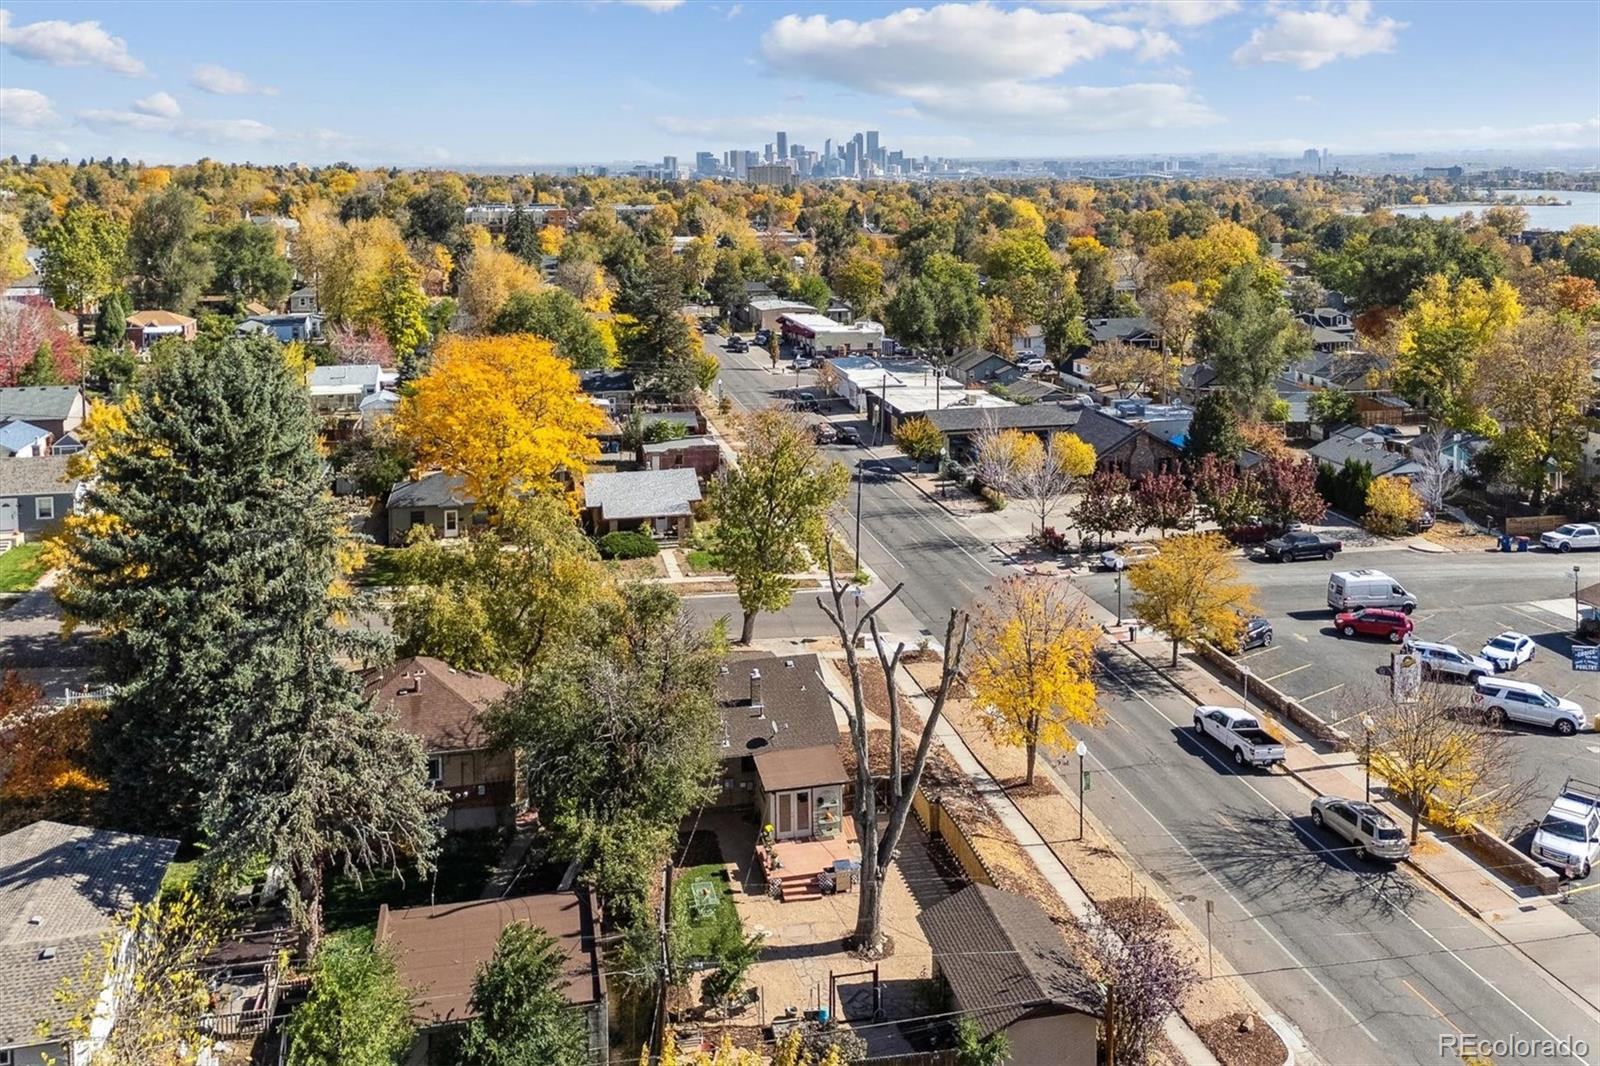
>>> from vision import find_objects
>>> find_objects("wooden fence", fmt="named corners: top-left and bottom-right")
top-left (911, 789), bottom-right (994, 888)
top-left (1505, 514), bottom-right (1568, 537)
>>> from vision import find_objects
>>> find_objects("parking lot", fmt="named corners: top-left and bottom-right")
top-left (1075, 542), bottom-right (1600, 923)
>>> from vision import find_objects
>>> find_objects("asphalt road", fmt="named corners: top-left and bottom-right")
top-left (1074, 547), bottom-right (1600, 931)
top-left (706, 330), bottom-right (1600, 1063)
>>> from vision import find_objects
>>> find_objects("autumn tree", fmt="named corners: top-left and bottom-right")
top-left (1410, 436), bottom-right (1461, 513)
top-left (1363, 476), bottom-right (1422, 536)
top-left (1129, 532), bottom-right (1257, 665)
top-left (1134, 467), bottom-right (1194, 536)
top-left (369, 252), bottom-right (430, 360)
top-left (490, 288), bottom-right (611, 369)
top-left (894, 414), bottom-right (945, 469)
top-left (208, 221), bottom-right (294, 308)
top-left (286, 933), bottom-right (417, 1066)
top-left (1358, 682), bottom-right (1538, 843)
top-left (817, 564), bottom-right (970, 958)
top-left (39, 203), bottom-right (127, 314)
top-left (1079, 906), bottom-right (1196, 1066)
top-left (970, 576), bottom-right (1100, 785)
top-left (394, 496), bottom-right (612, 681)
top-left (1191, 454), bottom-right (1259, 529)
top-left (127, 187), bottom-right (212, 312)
top-left (0, 210), bottom-right (28, 290)
top-left (0, 675), bottom-right (103, 831)
top-left (1145, 280), bottom-right (1203, 360)
top-left (1254, 454), bottom-right (1326, 530)
top-left (971, 425), bottom-right (1094, 534)
top-left (1392, 274), bottom-right (1520, 430)
top-left (1197, 262), bottom-right (1310, 416)
top-left (710, 408), bottom-right (849, 644)
top-left (457, 245), bottom-right (543, 326)
top-left (396, 334), bottom-right (604, 512)
top-left (1477, 312), bottom-right (1593, 505)
top-left (457, 923), bottom-right (592, 1066)
top-left (1075, 468), bottom-right (1140, 549)
top-left (830, 249), bottom-right (884, 316)
top-left (1088, 340), bottom-right (1175, 400)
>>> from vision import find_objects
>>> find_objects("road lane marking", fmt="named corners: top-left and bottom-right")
top-left (1263, 663), bottom-right (1312, 683)
top-left (1402, 978), bottom-right (1463, 1035)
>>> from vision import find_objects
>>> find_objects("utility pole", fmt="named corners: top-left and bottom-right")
top-left (651, 862), bottom-right (674, 1058)
top-left (855, 458), bottom-right (864, 564)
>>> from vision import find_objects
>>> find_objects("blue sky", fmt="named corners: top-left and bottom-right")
top-left (0, 1), bottom-right (1595, 166)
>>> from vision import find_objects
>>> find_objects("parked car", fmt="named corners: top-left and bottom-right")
top-left (1530, 778), bottom-right (1600, 879)
top-left (1333, 607), bottom-right (1413, 642)
top-left (791, 391), bottom-right (819, 412)
top-left (813, 423), bottom-right (838, 444)
top-left (1238, 615), bottom-right (1274, 651)
top-left (1191, 705), bottom-right (1286, 769)
top-left (794, 355), bottom-right (818, 370)
top-left (1411, 640), bottom-right (1495, 682)
top-left (1472, 676), bottom-right (1587, 735)
top-left (1481, 631), bottom-right (1536, 672)
top-left (1016, 355), bottom-right (1050, 374)
top-left (1100, 543), bottom-right (1160, 571)
top-left (1326, 569), bottom-right (1417, 613)
top-left (835, 426), bottom-right (861, 445)
top-left (1541, 523), bottom-right (1600, 552)
top-left (726, 336), bottom-right (750, 353)
top-left (1411, 509), bottom-right (1436, 532)
top-left (699, 319), bottom-right (719, 334)
top-left (1262, 531), bottom-right (1343, 562)
top-left (754, 329), bottom-right (771, 346)
top-left (1310, 797), bottom-right (1410, 862)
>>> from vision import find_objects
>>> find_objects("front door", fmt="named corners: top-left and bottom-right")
top-left (0, 498), bottom-right (16, 532)
top-left (443, 509), bottom-right (460, 538)
top-left (773, 790), bottom-right (812, 840)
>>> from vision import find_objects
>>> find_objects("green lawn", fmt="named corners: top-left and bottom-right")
top-left (354, 546), bottom-right (411, 588)
top-left (324, 829), bottom-right (504, 935)
top-left (684, 548), bottom-right (722, 574)
top-left (0, 542), bottom-right (48, 592)
top-left (672, 862), bottom-right (742, 963)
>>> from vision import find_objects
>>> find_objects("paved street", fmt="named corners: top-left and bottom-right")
top-left (706, 330), bottom-right (1600, 1063)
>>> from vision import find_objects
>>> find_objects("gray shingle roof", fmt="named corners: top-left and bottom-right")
top-left (1086, 316), bottom-right (1154, 344)
top-left (0, 387), bottom-right (81, 422)
top-left (0, 821), bottom-right (177, 1045)
top-left (716, 652), bottom-right (839, 756)
top-left (924, 403), bottom-right (1082, 434)
top-left (0, 455), bottom-right (78, 495)
top-left (1307, 434), bottom-right (1414, 476)
top-left (387, 471), bottom-right (474, 510)
top-left (582, 469), bottom-right (701, 522)
top-left (919, 884), bottom-right (1100, 1038)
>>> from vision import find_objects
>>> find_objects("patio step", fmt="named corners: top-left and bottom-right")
top-left (772, 870), bottom-right (828, 902)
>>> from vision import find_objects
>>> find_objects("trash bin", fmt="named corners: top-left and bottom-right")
top-left (1499, 534), bottom-right (1512, 552)
top-left (1517, 536), bottom-right (1530, 552)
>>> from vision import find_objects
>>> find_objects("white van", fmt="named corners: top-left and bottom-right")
top-left (1326, 569), bottom-right (1417, 613)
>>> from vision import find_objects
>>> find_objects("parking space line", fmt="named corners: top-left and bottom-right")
top-left (1301, 683), bottom-right (1345, 704)
top-left (1263, 663), bottom-right (1312, 683)
top-left (1293, 632), bottom-right (1309, 643)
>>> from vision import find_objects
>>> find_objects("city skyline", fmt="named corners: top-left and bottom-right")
top-left (0, 1), bottom-right (1595, 168)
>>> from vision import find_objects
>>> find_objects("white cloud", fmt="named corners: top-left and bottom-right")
top-left (1051, 1), bottom-right (1241, 27)
top-left (0, 87), bottom-right (57, 129)
top-left (1232, 1), bottom-right (1403, 70)
top-left (759, 4), bottom-right (1215, 133)
top-left (618, 0), bottom-right (685, 10)
top-left (189, 63), bottom-right (278, 96)
top-left (1293, 94), bottom-right (1316, 103)
top-left (1375, 117), bottom-right (1600, 151)
top-left (132, 91), bottom-right (181, 118)
top-left (79, 106), bottom-right (276, 145)
top-left (0, 8), bottom-right (145, 76)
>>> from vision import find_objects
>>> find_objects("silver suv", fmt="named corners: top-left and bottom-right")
top-left (1311, 797), bottom-right (1410, 862)
top-left (1472, 677), bottom-right (1587, 735)
top-left (1411, 640), bottom-right (1495, 683)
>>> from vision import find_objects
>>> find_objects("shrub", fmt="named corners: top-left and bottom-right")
top-left (1038, 525), bottom-right (1070, 554)
top-left (596, 530), bottom-right (659, 560)
top-left (980, 486), bottom-right (1007, 511)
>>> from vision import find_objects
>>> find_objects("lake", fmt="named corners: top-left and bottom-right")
top-left (1386, 188), bottom-right (1600, 231)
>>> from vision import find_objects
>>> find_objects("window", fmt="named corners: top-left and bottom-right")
top-left (33, 497), bottom-right (53, 521)
top-left (425, 757), bottom-right (442, 785)
top-left (409, 510), bottom-right (426, 528)
top-left (1, 1050), bottom-right (13, 1066)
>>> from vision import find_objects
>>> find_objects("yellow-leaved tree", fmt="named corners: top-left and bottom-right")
top-left (1363, 476), bottom-right (1422, 537)
top-left (395, 334), bottom-right (604, 513)
top-left (47, 397), bottom-right (142, 631)
top-left (1392, 274), bottom-right (1520, 431)
top-left (1129, 532), bottom-right (1257, 666)
top-left (970, 576), bottom-right (1101, 785)
top-left (457, 246), bottom-right (543, 326)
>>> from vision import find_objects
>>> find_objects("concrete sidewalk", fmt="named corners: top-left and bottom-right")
top-left (1116, 628), bottom-right (1600, 1014)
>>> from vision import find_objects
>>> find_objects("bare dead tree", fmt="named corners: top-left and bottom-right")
top-left (817, 547), bottom-right (970, 959)
top-left (1410, 437), bottom-right (1462, 514)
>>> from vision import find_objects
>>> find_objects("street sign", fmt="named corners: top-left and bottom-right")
top-left (1573, 646), bottom-right (1600, 672)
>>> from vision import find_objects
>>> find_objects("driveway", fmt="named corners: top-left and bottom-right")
top-left (0, 580), bottom-right (94, 699)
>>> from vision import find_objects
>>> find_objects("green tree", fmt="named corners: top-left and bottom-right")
top-left (794, 271), bottom-right (832, 312)
top-left (17, 341), bottom-right (64, 385)
top-left (711, 409), bottom-right (850, 644)
top-left (93, 287), bottom-right (131, 347)
top-left (487, 584), bottom-right (721, 917)
top-left (1182, 393), bottom-right (1243, 464)
top-left (1477, 311), bottom-right (1594, 505)
top-left (286, 932), bottom-right (416, 1066)
top-left (617, 252), bottom-right (701, 401)
top-left (503, 205), bottom-right (542, 264)
top-left (490, 288), bottom-right (610, 368)
top-left (209, 221), bottom-right (294, 308)
top-left (457, 923), bottom-right (591, 1066)
top-left (39, 203), bottom-right (127, 313)
top-left (1314, 215), bottom-right (1503, 310)
top-left (371, 256), bottom-right (430, 359)
top-left (1306, 388), bottom-right (1358, 428)
top-left (954, 1017), bottom-right (1011, 1066)
top-left (829, 250), bottom-right (883, 316)
top-left (1197, 263), bottom-right (1311, 416)
top-left (883, 278), bottom-right (938, 352)
top-left (127, 187), bottom-right (212, 312)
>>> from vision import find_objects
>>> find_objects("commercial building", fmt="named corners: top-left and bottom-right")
top-left (747, 162), bottom-right (796, 188)
top-left (776, 312), bottom-right (885, 357)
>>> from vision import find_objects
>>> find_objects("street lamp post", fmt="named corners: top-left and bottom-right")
top-left (1241, 666), bottom-right (1251, 715)
top-left (1076, 741), bottom-right (1089, 841)
top-left (1114, 569), bottom-right (1123, 626)
top-left (1574, 565), bottom-right (1582, 630)
top-left (1362, 714), bottom-right (1376, 802)
top-left (855, 459), bottom-right (864, 566)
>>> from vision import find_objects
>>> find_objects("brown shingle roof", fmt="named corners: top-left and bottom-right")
top-left (363, 656), bottom-right (510, 753)
top-left (918, 884), bottom-right (1100, 1038)
top-left (754, 744), bottom-right (848, 792)
top-left (126, 309), bottom-right (195, 328)
top-left (377, 892), bottom-right (601, 1026)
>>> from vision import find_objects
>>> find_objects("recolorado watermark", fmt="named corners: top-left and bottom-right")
top-left (1440, 1034), bottom-right (1589, 1059)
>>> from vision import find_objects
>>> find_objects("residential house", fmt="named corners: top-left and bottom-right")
top-left (641, 435), bottom-right (722, 481)
top-left (1297, 306), bottom-right (1355, 334)
top-left (778, 313), bottom-right (885, 358)
top-left (2, 271), bottom-right (46, 301)
top-left (359, 388), bottom-right (400, 428)
top-left (378, 891), bottom-right (606, 1066)
top-left (0, 386), bottom-right (86, 439)
top-left (713, 652), bottom-right (847, 842)
top-left (926, 402), bottom-right (1181, 478)
top-left (582, 468), bottom-right (701, 539)
top-left (387, 472), bottom-right (479, 545)
top-left (1085, 316), bottom-right (1159, 349)
top-left (578, 368), bottom-right (636, 416)
top-left (1410, 428), bottom-right (1490, 476)
top-left (0, 420), bottom-right (51, 458)
top-left (0, 455), bottom-right (82, 537)
top-left (287, 285), bottom-right (318, 314)
top-left (364, 656), bottom-right (515, 831)
top-left (124, 309), bottom-right (196, 350)
top-left (1308, 425), bottom-right (1424, 478)
top-left (824, 296), bottom-right (855, 324)
top-left (948, 346), bottom-right (1021, 387)
top-left (307, 363), bottom-right (385, 418)
top-left (739, 295), bottom-right (814, 333)
top-left (1, 821), bottom-right (179, 1066)
top-left (50, 431), bottom-right (84, 456)
top-left (918, 884), bottom-right (1102, 1066)
top-left (235, 312), bottom-right (325, 343)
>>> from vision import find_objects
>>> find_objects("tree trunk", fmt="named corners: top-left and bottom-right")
top-left (1171, 637), bottom-right (1180, 667)
top-left (296, 864), bottom-right (325, 960)
top-left (739, 609), bottom-right (757, 645)
top-left (1410, 802), bottom-right (1421, 845)
top-left (853, 830), bottom-right (887, 954)
top-left (1025, 738), bottom-right (1037, 786)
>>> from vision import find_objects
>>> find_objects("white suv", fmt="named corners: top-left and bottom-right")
top-left (1531, 780), bottom-right (1600, 880)
top-left (1472, 677), bottom-right (1587, 735)
top-left (1411, 641), bottom-right (1495, 682)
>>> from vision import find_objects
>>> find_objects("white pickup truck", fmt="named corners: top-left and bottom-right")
top-left (1531, 778), bottom-right (1600, 880)
top-left (1192, 705), bottom-right (1287, 769)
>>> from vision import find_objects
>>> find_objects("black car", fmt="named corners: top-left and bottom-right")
top-left (1261, 530), bottom-right (1342, 562)
top-left (726, 337), bottom-right (749, 353)
top-left (835, 426), bottom-right (861, 445)
top-left (791, 391), bottom-right (819, 412)
top-left (1239, 616), bottom-right (1274, 651)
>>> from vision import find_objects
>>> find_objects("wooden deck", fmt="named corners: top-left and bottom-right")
top-left (765, 821), bottom-right (860, 902)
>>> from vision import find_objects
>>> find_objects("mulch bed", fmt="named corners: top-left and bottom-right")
top-left (1196, 1012), bottom-right (1289, 1066)
top-left (998, 775), bottom-right (1058, 798)
top-left (1097, 895), bottom-right (1175, 933)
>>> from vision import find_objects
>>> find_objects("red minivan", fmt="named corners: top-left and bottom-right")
top-left (1334, 608), bottom-right (1413, 642)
